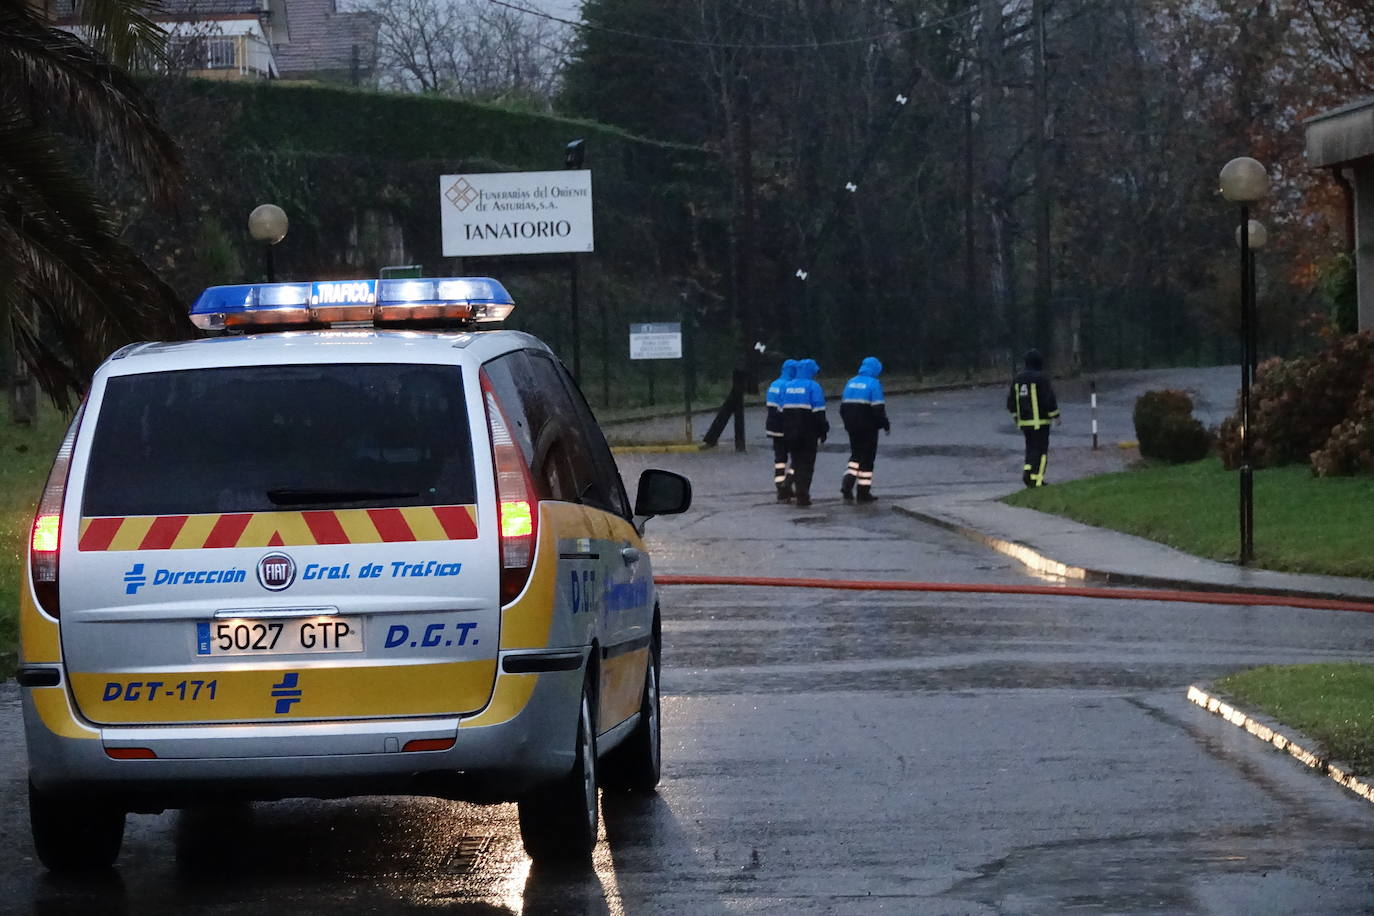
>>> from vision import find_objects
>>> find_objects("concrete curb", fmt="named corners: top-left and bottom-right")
top-left (892, 504), bottom-right (1090, 581)
top-left (1186, 685), bottom-right (1374, 807)
top-left (892, 503), bottom-right (1374, 605)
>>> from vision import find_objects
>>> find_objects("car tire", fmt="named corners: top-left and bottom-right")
top-left (600, 632), bottom-right (661, 794)
top-left (29, 779), bottom-right (125, 872)
top-left (518, 681), bottom-right (599, 863)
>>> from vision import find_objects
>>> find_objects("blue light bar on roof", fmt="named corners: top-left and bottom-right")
top-left (188, 277), bottom-right (515, 331)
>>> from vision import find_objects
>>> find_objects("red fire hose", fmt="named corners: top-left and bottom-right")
top-left (654, 574), bottom-right (1374, 615)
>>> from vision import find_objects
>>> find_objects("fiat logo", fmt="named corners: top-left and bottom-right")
top-left (257, 552), bottom-right (296, 591)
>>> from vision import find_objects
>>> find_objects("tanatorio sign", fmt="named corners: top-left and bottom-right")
top-left (440, 170), bottom-right (594, 257)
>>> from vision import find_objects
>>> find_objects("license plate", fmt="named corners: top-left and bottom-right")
top-left (195, 617), bottom-right (364, 657)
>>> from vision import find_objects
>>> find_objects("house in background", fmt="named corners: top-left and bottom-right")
top-left (1307, 98), bottom-right (1374, 331)
top-left (273, 0), bottom-right (378, 86)
top-left (47, 0), bottom-right (376, 86)
top-left (162, 0), bottom-right (283, 80)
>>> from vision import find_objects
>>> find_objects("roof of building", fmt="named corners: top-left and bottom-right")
top-left (52, 0), bottom-right (268, 18)
top-left (273, 0), bottom-right (377, 76)
top-left (1305, 97), bottom-right (1374, 168)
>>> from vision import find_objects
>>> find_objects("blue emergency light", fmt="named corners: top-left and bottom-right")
top-left (188, 277), bottom-right (515, 331)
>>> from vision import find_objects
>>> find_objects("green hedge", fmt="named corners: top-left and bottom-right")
top-left (114, 79), bottom-right (738, 407)
top-left (167, 79), bottom-right (708, 183)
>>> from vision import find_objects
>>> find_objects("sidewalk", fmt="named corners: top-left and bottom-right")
top-left (894, 485), bottom-right (1374, 604)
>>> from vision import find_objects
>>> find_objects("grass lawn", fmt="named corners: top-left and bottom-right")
top-left (0, 405), bottom-right (70, 678)
top-left (1004, 458), bottom-right (1374, 579)
top-left (1216, 663), bottom-right (1374, 775)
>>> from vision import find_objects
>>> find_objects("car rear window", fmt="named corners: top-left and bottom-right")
top-left (82, 363), bottom-right (476, 517)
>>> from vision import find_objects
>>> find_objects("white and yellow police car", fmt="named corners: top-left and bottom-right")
top-left (17, 277), bottom-right (690, 871)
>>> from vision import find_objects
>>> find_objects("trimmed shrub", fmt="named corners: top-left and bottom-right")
top-left (1311, 383), bottom-right (1374, 476)
top-left (1319, 253), bottom-right (1358, 336)
top-left (1133, 389), bottom-right (1211, 463)
top-left (1217, 332), bottom-right (1374, 472)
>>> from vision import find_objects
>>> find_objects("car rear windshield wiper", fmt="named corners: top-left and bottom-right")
top-left (266, 487), bottom-right (420, 506)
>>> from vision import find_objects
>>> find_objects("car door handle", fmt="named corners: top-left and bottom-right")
top-left (621, 547), bottom-right (642, 565)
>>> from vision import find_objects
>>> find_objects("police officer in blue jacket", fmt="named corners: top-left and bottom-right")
top-left (765, 359), bottom-right (798, 501)
top-left (840, 356), bottom-right (890, 502)
top-left (780, 358), bottom-right (828, 507)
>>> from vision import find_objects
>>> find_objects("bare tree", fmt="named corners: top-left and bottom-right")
top-left (360, 0), bottom-right (572, 106)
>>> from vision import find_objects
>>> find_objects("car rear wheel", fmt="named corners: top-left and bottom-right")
top-left (601, 634), bottom-right (661, 793)
top-left (29, 779), bottom-right (125, 872)
top-left (518, 681), bottom-right (599, 863)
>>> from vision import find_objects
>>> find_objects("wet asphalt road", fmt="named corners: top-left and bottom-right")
top-left (4, 367), bottom-right (1374, 914)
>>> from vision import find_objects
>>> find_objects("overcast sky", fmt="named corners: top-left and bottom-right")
top-left (516, 0), bottom-right (582, 23)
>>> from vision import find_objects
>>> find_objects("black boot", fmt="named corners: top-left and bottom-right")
top-left (841, 474), bottom-right (855, 500)
top-left (856, 486), bottom-right (877, 504)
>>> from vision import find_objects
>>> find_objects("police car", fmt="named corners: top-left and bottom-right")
top-left (17, 277), bottom-right (691, 870)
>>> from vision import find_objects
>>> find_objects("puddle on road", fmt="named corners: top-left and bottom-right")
top-left (941, 823), bottom-right (1374, 914)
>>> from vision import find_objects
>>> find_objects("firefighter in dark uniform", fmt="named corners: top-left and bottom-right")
top-left (780, 358), bottom-right (828, 507)
top-left (765, 359), bottom-right (798, 501)
top-left (1007, 349), bottom-right (1061, 487)
top-left (840, 356), bottom-right (889, 502)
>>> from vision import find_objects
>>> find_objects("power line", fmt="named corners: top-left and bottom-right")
top-left (482, 0), bottom-right (977, 51)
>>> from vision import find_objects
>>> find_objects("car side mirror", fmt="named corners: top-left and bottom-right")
top-left (634, 469), bottom-right (692, 518)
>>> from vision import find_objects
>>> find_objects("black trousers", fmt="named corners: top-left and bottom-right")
top-left (771, 436), bottom-right (792, 491)
top-left (1022, 426), bottom-right (1051, 486)
top-left (789, 443), bottom-right (818, 499)
top-left (842, 428), bottom-right (879, 493)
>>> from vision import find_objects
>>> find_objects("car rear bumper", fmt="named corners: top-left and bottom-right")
top-left (23, 650), bottom-right (587, 809)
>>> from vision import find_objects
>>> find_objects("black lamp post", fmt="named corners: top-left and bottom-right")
top-left (565, 139), bottom-right (585, 381)
top-left (1237, 218), bottom-right (1268, 386)
top-left (1218, 157), bottom-right (1270, 566)
top-left (248, 204), bottom-right (289, 282)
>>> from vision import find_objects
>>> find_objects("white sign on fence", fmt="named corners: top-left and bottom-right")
top-left (440, 170), bottom-right (594, 257)
top-left (629, 322), bottom-right (682, 360)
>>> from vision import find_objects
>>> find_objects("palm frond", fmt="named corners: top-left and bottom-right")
top-left (0, 105), bottom-right (185, 405)
top-left (0, 1), bottom-right (182, 198)
top-left (64, 0), bottom-right (169, 70)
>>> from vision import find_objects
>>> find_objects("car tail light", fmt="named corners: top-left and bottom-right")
top-left (30, 408), bottom-right (83, 618)
top-left (481, 374), bottom-right (538, 605)
top-left (105, 747), bottom-right (157, 760)
top-left (402, 738), bottom-right (456, 753)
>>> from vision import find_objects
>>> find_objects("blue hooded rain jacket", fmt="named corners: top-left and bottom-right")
top-left (765, 359), bottom-right (798, 438)
top-left (780, 358), bottom-right (829, 445)
top-left (840, 357), bottom-right (889, 434)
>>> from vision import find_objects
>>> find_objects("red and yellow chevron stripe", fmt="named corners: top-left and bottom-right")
top-left (78, 505), bottom-right (478, 552)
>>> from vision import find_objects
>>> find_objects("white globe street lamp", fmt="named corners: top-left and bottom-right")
top-left (248, 204), bottom-right (289, 280)
top-left (1217, 158), bottom-right (1270, 566)
top-left (1219, 157), bottom-right (1271, 202)
top-left (1235, 219), bottom-right (1268, 250)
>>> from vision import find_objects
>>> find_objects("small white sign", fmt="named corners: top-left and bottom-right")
top-left (629, 322), bottom-right (682, 360)
top-left (440, 170), bottom-right (594, 257)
